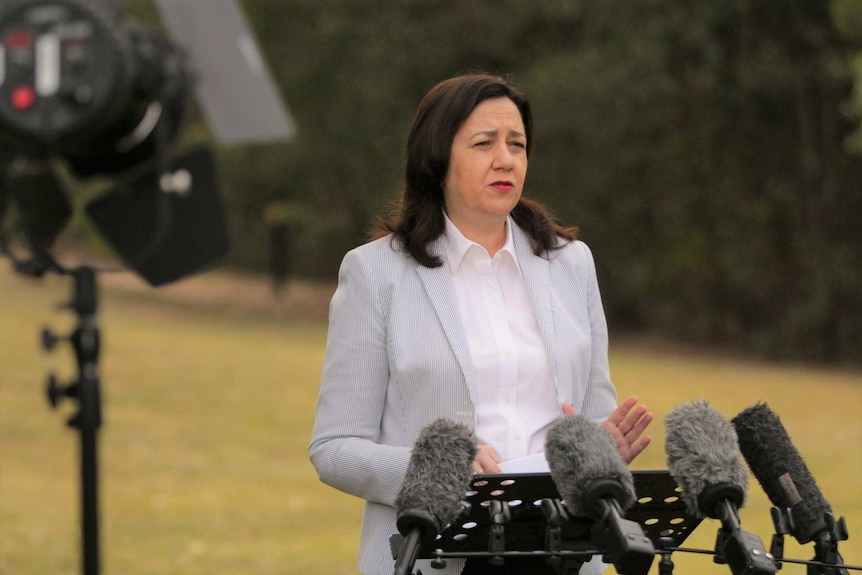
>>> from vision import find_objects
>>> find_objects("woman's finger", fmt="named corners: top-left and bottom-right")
top-left (474, 444), bottom-right (502, 474)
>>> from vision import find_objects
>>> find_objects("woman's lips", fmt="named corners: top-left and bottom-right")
top-left (491, 181), bottom-right (514, 191)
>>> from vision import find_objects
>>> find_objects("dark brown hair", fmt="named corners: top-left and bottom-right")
top-left (374, 73), bottom-right (577, 267)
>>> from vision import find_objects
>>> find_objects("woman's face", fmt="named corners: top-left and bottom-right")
top-left (443, 97), bottom-right (527, 234)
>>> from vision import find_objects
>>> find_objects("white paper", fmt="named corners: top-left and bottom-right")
top-left (498, 451), bottom-right (550, 473)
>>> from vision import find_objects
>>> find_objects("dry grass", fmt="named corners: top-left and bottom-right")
top-left (0, 261), bottom-right (859, 575)
top-left (611, 340), bottom-right (862, 574)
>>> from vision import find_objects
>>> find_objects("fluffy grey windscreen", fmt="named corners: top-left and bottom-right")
top-left (665, 399), bottom-right (749, 517)
top-left (394, 418), bottom-right (477, 531)
top-left (544, 414), bottom-right (635, 517)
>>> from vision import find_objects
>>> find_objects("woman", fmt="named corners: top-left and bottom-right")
top-left (309, 73), bottom-right (652, 575)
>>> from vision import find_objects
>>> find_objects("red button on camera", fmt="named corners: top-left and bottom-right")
top-left (10, 85), bottom-right (35, 110)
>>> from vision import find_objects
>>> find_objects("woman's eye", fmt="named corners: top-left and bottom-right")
top-left (475, 140), bottom-right (492, 147)
top-left (510, 141), bottom-right (526, 149)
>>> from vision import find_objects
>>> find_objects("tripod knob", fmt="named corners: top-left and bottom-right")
top-left (46, 374), bottom-right (76, 408)
top-left (41, 327), bottom-right (66, 351)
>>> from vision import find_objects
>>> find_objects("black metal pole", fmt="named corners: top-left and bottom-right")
top-left (77, 365), bottom-right (101, 575)
top-left (64, 266), bottom-right (102, 575)
top-left (79, 403), bottom-right (100, 575)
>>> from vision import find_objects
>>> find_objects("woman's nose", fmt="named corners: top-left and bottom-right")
top-left (492, 142), bottom-right (514, 169)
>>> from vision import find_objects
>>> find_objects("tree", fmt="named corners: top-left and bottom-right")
top-left (216, 0), bottom-right (862, 363)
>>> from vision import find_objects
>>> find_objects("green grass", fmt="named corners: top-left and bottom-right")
top-left (0, 263), bottom-right (859, 575)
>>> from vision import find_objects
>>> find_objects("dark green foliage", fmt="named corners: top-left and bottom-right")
top-left (208, 0), bottom-right (861, 364)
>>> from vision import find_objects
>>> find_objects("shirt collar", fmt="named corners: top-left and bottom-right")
top-left (442, 212), bottom-right (521, 275)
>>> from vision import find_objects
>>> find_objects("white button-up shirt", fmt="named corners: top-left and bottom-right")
top-left (443, 214), bottom-right (560, 461)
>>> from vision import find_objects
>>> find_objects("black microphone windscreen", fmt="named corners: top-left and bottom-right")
top-left (731, 402), bottom-right (832, 544)
top-left (394, 418), bottom-right (477, 535)
top-left (544, 414), bottom-right (636, 517)
top-left (665, 400), bottom-right (748, 518)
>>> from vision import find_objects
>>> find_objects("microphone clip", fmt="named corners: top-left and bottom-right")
top-left (713, 526), bottom-right (777, 575)
top-left (771, 507), bottom-right (850, 574)
top-left (541, 498), bottom-right (568, 552)
top-left (768, 506), bottom-right (793, 566)
top-left (811, 512), bottom-right (849, 575)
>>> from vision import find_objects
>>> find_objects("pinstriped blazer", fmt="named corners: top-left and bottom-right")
top-left (309, 221), bottom-right (618, 575)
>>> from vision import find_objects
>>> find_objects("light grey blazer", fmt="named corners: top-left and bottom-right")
top-left (309, 222), bottom-right (618, 575)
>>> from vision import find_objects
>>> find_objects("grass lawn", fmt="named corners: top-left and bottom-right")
top-left (0, 262), bottom-right (859, 575)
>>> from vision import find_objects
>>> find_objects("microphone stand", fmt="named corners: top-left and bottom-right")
top-left (488, 500), bottom-right (512, 567)
top-left (658, 551), bottom-right (675, 575)
top-left (656, 537), bottom-right (676, 575)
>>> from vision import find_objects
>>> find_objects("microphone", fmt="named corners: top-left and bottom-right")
top-left (665, 400), bottom-right (776, 575)
top-left (392, 418), bottom-right (477, 575)
top-left (732, 403), bottom-right (848, 572)
top-left (545, 414), bottom-right (655, 575)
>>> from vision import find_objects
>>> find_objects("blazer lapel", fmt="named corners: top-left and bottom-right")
top-left (512, 226), bottom-right (560, 397)
top-left (415, 238), bottom-right (478, 410)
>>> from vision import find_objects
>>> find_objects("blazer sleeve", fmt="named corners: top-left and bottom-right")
top-left (308, 246), bottom-right (411, 507)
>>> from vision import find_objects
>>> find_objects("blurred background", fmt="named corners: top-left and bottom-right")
top-left (217, 0), bottom-right (862, 365)
top-left (1, 1), bottom-right (861, 574)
